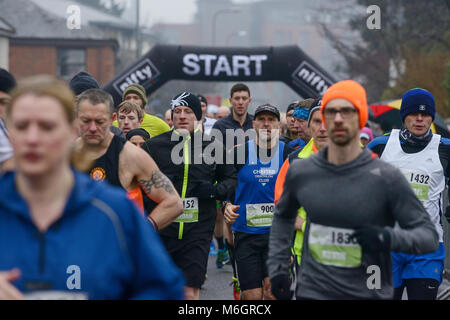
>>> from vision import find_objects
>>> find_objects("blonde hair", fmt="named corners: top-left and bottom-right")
top-left (7, 75), bottom-right (95, 171)
top-left (8, 75), bottom-right (76, 123)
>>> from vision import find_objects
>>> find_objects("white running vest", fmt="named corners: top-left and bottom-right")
top-left (381, 129), bottom-right (445, 242)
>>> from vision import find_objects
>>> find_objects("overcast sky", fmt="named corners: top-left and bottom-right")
top-left (138, 0), bottom-right (196, 26)
top-left (122, 0), bottom-right (260, 27)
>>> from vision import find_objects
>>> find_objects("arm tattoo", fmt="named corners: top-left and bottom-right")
top-left (139, 170), bottom-right (177, 196)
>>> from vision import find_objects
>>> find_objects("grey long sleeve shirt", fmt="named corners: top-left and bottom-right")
top-left (267, 147), bottom-right (438, 300)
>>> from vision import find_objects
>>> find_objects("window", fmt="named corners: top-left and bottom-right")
top-left (57, 49), bottom-right (86, 81)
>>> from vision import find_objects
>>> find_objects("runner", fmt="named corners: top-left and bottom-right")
top-left (0, 75), bottom-right (185, 300)
top-left (223, 104), bottom-right (295, 300)
top-left (212, 83), bottom-right (254, 149)
top-left (196, 94), bottom-right (229, 268)
top-left (289, 98), bottom-right (315, 149)
top-left (274, 98), bottom-right (328, 267)
top-left (0, 68), bottom-right (15, 173)
top-left (141, 92), bottom-right (236, 300)
top-left (113, 83), bottom-right (170, 138)
top-left (69, 71), bottom-right (125, 139)
top-left (164, 108), bottom-right (173, 128)
top-left (279, 101), bottom-right (299, 144)
top-left (116, 100), bottom-right (143, 135)
top-left (197, 94), bottom-right (216, 135)
top-left (368, 88), bottom-right (450, 300)
top-left (69, 71), bottom-right (99, 96)
top-left (211, 83), bottom-right (254, 272)
top-left (216, 106), bottom-right (231, 120)
top-left (268, 80), bottom-right (439, 300)
top-left (73, 88), bottom-right (183, 226)
top-left (126, 128), bottom-right (150, 148)
top-left (360, 126), bottom-right (373, 147)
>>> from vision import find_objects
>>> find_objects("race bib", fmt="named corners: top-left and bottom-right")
top-left (400, 169), bottom-right (430, 201)
top-left (246, 203), bottom-right (274, 227)
top-left (308, 223), bottom-right (361, 268)
top-left (176, 197), bottom-right (199, 223)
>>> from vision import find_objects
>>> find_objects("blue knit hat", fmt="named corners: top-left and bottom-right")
top-left (400, 88), bottom-right (435, 122)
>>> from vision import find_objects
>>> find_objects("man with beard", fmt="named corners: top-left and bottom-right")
top-left (268, 80), bottom-right (438, 300)
top-left (223, 104), bottom-right (295, 300)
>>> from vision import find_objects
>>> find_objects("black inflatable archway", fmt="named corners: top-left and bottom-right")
top-left (103, 45), bottom-right (336, 107)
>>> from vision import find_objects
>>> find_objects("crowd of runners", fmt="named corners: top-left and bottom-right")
top-left (0, 67), bottom-right (449, 300)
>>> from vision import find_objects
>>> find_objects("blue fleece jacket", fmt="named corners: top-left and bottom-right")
top-left (0, 170), bottom-right (185, 300)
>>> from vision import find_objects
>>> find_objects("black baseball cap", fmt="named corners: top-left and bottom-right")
top-left (254, 104), bottom-right (280, 121)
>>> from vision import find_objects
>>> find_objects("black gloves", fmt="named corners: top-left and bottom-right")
top-left (444, 206), bottom-right (450, 224)
top-left (270, 274), bottom-right (293, 300)
top-left (350, 226), bottom-right (391, 253)
top-left (190, 182), bottom-right (217, 200)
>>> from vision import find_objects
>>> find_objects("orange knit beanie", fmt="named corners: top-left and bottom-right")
top-left (321, 80), bottom-right (368, 129)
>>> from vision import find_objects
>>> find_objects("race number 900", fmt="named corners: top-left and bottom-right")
top-left (260, 205), bottom-right (274, 214)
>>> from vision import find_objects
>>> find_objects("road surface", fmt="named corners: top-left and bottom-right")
top-left (198, 252), bottom-right (450, 300)
top-left (200, 253), bottom-right (235, 300)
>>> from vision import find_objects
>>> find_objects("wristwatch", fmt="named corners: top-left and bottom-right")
top-left (221, 200), bottom-right (231, 214)
top-left (222, 200), bottom-right (230, 208)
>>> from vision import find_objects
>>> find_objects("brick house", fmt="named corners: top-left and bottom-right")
top-left (0, 0), bottom-right (120, 85)
top-left (0, 17), bottom-right (15, 70)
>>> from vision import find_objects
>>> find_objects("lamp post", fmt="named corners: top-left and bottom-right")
top-left (135, 0), bottom-right (141, 58)
top-left (212, 7), bottom-right (241, 46)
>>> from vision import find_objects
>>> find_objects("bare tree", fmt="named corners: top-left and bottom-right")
top-left (314, 0), bottom-right (449, 109)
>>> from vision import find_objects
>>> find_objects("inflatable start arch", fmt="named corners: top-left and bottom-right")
top-left (103, 45), bottom-right (336, 106)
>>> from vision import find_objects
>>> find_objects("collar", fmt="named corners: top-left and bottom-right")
top-left (400, 127), bottom-right (433, 147)
top-left (229, 110), bottom-right (253, 125)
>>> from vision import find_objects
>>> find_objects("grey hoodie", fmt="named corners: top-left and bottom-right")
top-left (267, 147), bottom-right (438, 299)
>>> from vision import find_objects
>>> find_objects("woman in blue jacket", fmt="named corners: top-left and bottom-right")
top-left (0, 75), bottom-right (185, 300)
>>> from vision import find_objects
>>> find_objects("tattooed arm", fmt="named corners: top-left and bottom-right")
top-left (122, 142), bottom-right (183, 230)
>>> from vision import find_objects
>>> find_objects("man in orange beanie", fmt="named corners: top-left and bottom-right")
top-left (268, 80), bottom-right (438, 300)
top-left (319, 80), bottom-right (369, 152)
top-left (320, 79), bottom-right (368, 130)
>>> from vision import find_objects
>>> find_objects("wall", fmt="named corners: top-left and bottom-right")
top-left (0, 37), bottom-right (9, 69)
top-left (9, 44), bottom-right (115, 85)
top-left (85, 46), bottom-right (115, 85)
top-left (9, 45), bottom-right (57, 78)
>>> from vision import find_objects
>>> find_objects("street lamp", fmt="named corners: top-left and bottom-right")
top-left (212, 7), bottom-right (241, 46)
top-left (226, 30), bottom-right (247, 46)
top-left (135, 0), bottom-right (141, 58)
